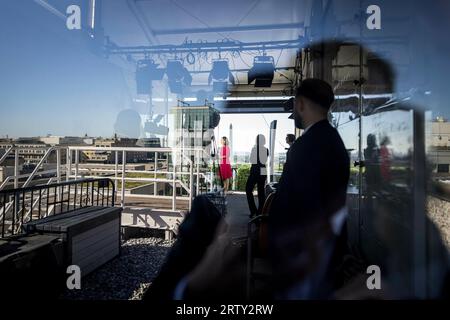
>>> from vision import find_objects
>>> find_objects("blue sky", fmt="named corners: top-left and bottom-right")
top-left (0, 1), bottom-right (130, 138)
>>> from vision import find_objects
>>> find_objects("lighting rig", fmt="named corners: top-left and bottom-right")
top-left (127, 38), bottom-right (306, 97)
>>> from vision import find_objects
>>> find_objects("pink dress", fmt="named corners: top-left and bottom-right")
top-left (219, 146), bottom-right (233, 180)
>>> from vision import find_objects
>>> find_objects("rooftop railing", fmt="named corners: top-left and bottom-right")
top-left (0, 178), bottom-right (115, 239)
top-left (0, 145), bottom-right (213, 213)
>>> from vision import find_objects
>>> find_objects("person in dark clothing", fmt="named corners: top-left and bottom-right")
top-left (285, 133), bottom-right (296, 158)
top-left (143, 195), bottom-right (225, 301)
top-left (268, 78), bottom-right (350, 299)
top-left (246, 134), bottom-right (269, 218)
top-left (286, 133), bottom-right (296, 147)
top-left (364, 133), bottom-right (381, 192)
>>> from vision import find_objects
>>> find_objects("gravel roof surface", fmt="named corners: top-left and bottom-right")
top-left (427, 196), bottom-right (450, 251)
top-left (61, 237), bottom-right (173, 300)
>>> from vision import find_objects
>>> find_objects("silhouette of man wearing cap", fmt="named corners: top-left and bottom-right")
top-left (268, 78), bottom-right (350, 299)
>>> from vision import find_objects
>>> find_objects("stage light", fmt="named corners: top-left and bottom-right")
top-left (166, 60), bottom-right (185, 80)
top-left (248, 56), bottom-right (275, 87)
top-left (167, 60), bottom-right (192, 94)
top-left (210, 60), bottom-right (229, 81)
top-left (136, 59), bottom-right (165, 95)
top-left (208, 60), bottom-right (235, 93)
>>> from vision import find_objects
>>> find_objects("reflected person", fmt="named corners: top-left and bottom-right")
top-left (285, 133), bottom-right (296, 158)
top-left (218, 137), bottom-right (233, 195)
top-left (114, 108), bottom-right (142, 138)
top-left (364, 133), bottom-right (381, 194)
top-left (246, 134), bottom-right (269, 218)
top-left (268, 78), bottom-right (350, 299)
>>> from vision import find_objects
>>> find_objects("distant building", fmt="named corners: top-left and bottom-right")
top-left (83, 136), bottom-right (146, 164)
top-left (429, 117), bottom-right (450, 174)
top-left (0, 138), bottom-right (14, 151)
top-left (136, 138), bottom-right (162, 161)
top-left (136, 137), bottom-right (161, 148)
top-left (431, 117), bottom-right (450, 148)
top-left (39, 135), bottom-right (87, 146)
top-left (0, 136), bottom-right (92, 166)
top-left (0, 138), bottom-right (49, 165)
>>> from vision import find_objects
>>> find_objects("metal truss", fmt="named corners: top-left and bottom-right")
top-left (105, 37), bottom-right (307, 56)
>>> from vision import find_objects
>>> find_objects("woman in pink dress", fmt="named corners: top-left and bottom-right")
top-left (219, 136), bottom-right (233, 194)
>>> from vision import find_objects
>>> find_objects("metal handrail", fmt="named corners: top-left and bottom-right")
top-left (0, 178), bottom-right (114, 201)
top-left (23, 147), bottom-right (57, 188)
top-left (0, 178), bottom-right (115, 239)
top-left (66, 146), bottom-right (212, 211)
top-left (0, 169), bottom-right (58, 190)
top-left (67, 146), bottom-right (205, 152)
top-left (0, 145), bottom-right (68, 191)
top-left (0, 145), bottom-right (213, 214)
top-left (0, 146), bottom-right (14, 165)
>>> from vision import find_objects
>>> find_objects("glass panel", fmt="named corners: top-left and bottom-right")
top-left (1, 0), bottom-right (450, 300)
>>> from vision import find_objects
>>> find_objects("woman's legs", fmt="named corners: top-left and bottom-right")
top-left (246, 172), bottom-right (258, 217)
top-left (223, 179), bottom-right (229, 194)
top-left (256, 175), bottom-right (267, 215)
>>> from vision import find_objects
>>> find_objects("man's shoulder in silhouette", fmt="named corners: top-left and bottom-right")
top-left (273, 119), bottom-right (350, 221)
top-left (287, 120), bottom-right (347, 166)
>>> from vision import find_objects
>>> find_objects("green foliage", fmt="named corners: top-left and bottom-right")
top-left (236, 164), bottom-right (251, 191)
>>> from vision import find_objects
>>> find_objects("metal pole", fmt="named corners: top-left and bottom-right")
top-left (413, 110), bottom-right (427, 298)
top-left (56, 148), bottom-right (61, 183)
top-left (268, 121), bottom-right (277, 184)
top-left (189, 161), bottom-right (194, 210)
top-left (56, 148), bottom-right (61, 202)
top-left (75, 150), bottom-right (79, 179)
top-left (66, 148), bottom-right (72, 182)
top-left (172, 152), bottom-right (176, 211)
top-left (121, 151), bottom-right (126, 208)
top-left (229, 123), bottom-right (233, 165)
top-left (357, 8), bottom-right (364, 245)
top-left (115, 151), bottom-right (119, 180)
top-left (14, 149), bottom-right (19, 188)
top-left (210, 165), bottom-right (213, 193)
top-left (164, 82), bottom-right (169, 147)
top-left (196, 150), bottom-right (200, 196)
top-left (154, 152), bottom-right (157, 196)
